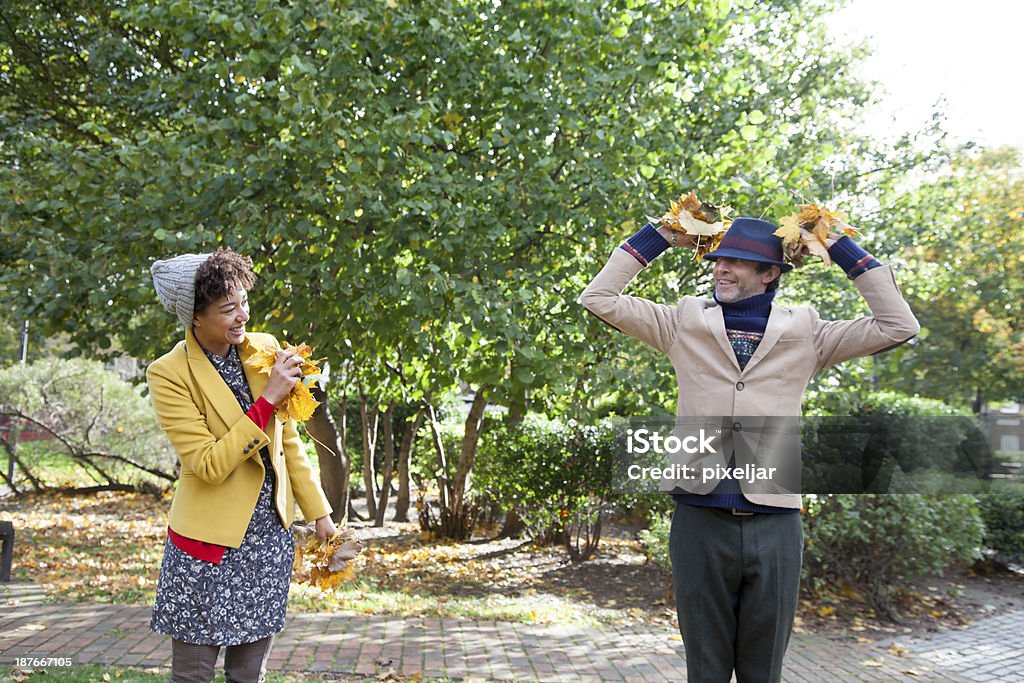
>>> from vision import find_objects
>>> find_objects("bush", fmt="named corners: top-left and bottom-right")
top-left (801, 391), bottom-right (991, 494)
top-left (0, 358), bottom-right (177, 493)
top-left (638, 511), bottom-right (672, 572)
top-left (802, 494), bottom-right (983, 621)
top-left (474, 414), bottom-right (618, 561)
top-left (976, 493), bottom-right (1024, 564)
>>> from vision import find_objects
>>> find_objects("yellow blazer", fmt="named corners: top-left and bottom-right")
top-left (146, 327), bottom-right (332, 547)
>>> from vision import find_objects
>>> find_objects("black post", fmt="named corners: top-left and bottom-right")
top-left (6, 320), bottom-right (27, 485)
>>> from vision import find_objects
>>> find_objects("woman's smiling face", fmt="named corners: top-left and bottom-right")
top-left (192, 282), bottom-right (249, 356)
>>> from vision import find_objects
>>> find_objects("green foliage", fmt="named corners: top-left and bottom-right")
top-left (1, 0), bottom-right (880, 412)
top-left (638, 511), bottom-right (672, 572)
top-left (871, 147), bottom-right (1024, 409)
top-left (474, 414), bottom-right (616, 550)
top-left (805, 389), bottom-right (973, 419)
top-left (802, 494), bottom-right (983, 620)
top-left (0, 358), bottom-right (176, 492)
top-left (801, 391), bottom-right (991, 495)
top-left (976, 493), bottom-right (1024, 563)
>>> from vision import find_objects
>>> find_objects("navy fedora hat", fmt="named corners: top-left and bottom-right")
top-left (704, 217), bottom-right (793, 273)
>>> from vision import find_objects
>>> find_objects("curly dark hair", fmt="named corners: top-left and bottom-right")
top-left (193, 248), bottom-right (256, 317)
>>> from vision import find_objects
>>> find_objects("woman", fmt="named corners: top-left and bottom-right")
top-left (147, 248), bottom-right (336, 683)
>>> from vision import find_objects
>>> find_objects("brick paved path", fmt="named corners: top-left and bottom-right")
top-left (2, 582), bottom-right (1017, 681)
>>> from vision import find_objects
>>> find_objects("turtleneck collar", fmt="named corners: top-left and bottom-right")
top-left (713, 289), bottom-right (776, 317)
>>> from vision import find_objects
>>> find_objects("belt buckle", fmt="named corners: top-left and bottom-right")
top-left (730, 508), bottom-right (755, 516)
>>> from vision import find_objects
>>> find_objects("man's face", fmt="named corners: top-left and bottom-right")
top-left (712, 258), bottom-right (779, 303)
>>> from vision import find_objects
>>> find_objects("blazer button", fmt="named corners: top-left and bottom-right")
top-left (243, 447), bottom-right (250, 454)
top-left (732, 422), bottom-right (742, 432)
top-left (736, 381), bottom-right (745, 391)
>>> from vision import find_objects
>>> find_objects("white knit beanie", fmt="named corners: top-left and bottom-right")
top-left (151, 253), bottom-right (211, 328)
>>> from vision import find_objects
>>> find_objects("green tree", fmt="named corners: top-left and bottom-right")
top-left (3, 0), bottom-right (886, 533)
top-left (871, 147), bottom-right (1024, 410)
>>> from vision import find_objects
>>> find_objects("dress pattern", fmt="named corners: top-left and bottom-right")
top-left (150, 343), bottom-right (294, 645)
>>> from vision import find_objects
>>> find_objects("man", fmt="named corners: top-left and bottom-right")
top-left (579, 216), bottom-right (919, 683)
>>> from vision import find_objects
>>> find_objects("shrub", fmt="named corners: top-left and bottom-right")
top-left (474, 414), bottom-right (618, 561)
top-left (638, 511), bottom-right (672, 572)
top-left (802, 494), bottom-right (983, 621)
top-left (976, 493), bottom-right (1024, 563)
top-left (0, 358), bottom-right (177, 493)
top-left (801, 391), bottom-right (991, 494)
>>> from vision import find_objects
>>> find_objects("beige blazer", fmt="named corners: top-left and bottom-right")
top-left (580, 249), bottom-right (920, 508)
top-left (147, 328), bottom-right (331, 546)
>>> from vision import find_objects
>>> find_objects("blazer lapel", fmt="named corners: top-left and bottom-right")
top-left (741, 303), bottom-right (787, 375)
top-left (185, 327), bottom-right (244, 428)
top-left (239, 335), bottom-right (271, 410)
top-left (703, 305), bottom-right (742, 373)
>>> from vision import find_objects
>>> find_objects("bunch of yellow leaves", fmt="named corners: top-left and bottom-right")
top-left (244, 340), bottom-right (327, 422)
top-left (774, 203), bottom-right (858, 268)
top-left (292, 523), bottom-right (363, 591)
top-left (654, 190), bottom-right (732, 260)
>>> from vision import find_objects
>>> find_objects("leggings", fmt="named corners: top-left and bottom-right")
top-left (169, 635), bottom-right (275, 683)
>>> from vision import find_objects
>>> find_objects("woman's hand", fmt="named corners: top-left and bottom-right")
top-left (315, 515), bottom-right (337, 542)
top-left (262, 350), bottom-right (304, 405)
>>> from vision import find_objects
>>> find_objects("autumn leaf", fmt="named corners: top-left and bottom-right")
top-left (278, 379), bottom-right (321, 423)
top-left (775, 202), bottom-right (859, 268)
top-left (774, 215), bottom-right (803, 247)
top-left (245, 341), bottom-right (279, 376)
top-left (656, 190), bottom-right (731, 260)
top-left (292, 524), bottom-right (364, 592)
top-left (244, 339), bottom-right (326, 422)
top-left (803, 232), bottom-right (832, 267)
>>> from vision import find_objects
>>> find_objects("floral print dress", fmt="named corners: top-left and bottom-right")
top-left (150, 344), bottom-right (294, 645)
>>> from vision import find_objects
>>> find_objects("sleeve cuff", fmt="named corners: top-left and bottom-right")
top-left (246, 396), bottom-right (276, 432)
top-left (829, 236), bottom-right (881, 279)
top-left (619, 223), bottom-right (670, 266)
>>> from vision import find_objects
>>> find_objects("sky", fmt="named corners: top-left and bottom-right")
top-left (826, 0), bottom-right (1024, 152)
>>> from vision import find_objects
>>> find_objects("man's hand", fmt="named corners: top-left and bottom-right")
top-left (799, 231), bottom-right (843, 255)
top-left (655, 224), bottom-right (675, 244)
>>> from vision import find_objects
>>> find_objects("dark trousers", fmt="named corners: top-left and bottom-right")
top-left (669, 504), bottom-right (803, 683)
top-left (169, 636), bottom-right (274, 683)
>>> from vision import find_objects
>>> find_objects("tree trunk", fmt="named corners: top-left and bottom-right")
top-left (393, 409), bottom-right (424, 523)
top-left (305, 386), bottom-right (350, 524)
top-left (427, 404), bottom-right (450, 510)
top-left (497, 508), bottom-right (526, 539)
top-left (450, 390), bottom-right (488, 524)
top-left (360, 395), bottom-right (379, 520)
top-left (373, 406), bottom-right (396, 527)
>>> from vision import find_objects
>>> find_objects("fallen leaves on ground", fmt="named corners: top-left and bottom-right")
top-left (0, 491), bottom-right (168, 603)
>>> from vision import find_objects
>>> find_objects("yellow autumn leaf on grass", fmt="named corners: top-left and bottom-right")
top-left (244, 340), bottom-right (326, 422)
